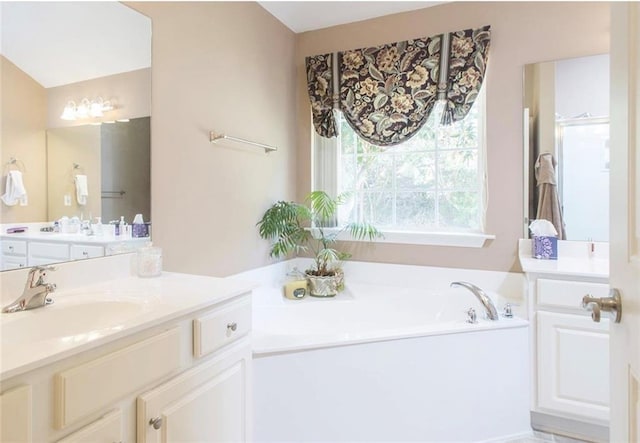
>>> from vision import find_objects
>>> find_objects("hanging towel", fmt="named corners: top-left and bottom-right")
top-left (75, 174), bottom-right (89, 205)
top-left (1, 170), bottom-right (28, 206)
top-left (535, 153), bottom-right (566, 240)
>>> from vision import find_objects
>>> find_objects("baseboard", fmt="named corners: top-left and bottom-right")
top-left (531, 411), bottom-right (609, 442)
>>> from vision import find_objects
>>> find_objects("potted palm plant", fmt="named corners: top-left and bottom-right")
top-left (257, 191), bottom-right (381, 297)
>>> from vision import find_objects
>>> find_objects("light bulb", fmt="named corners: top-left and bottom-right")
top-left (89, 98), bottom-right (104, 117)
top-left (60, 101), bottom-right (77, 120)
top-left (76, 98), bottom-right (90, 118)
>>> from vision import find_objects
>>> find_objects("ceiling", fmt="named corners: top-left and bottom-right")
top-left (0, 1), bottom-right (442, 89)
top-left (258, 1), bottom-right (446, 33)
top-left (0, 2), bottom-right (151, 88)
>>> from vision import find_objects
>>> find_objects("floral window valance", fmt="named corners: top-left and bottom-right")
top-left (305, 25), bottom-right (491, 146)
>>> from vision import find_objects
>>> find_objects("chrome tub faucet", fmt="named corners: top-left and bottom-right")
top-left (2, 266), bottom-right (57, 313)
top-left (450, 281), bottom-right (499, 321)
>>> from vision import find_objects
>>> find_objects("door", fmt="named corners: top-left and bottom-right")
top-left (609, 3), bottom-right (640, 442)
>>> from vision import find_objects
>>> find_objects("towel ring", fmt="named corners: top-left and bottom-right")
top-left (4, 157), bottom-right (26, 174)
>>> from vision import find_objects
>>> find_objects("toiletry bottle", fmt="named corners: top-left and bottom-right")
top-left (93, 217), bottom-right (103, 237)
top-left (118, 216), bottom-right (125, 238)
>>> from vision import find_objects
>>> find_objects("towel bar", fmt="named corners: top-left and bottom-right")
top-left (209, 132), bottom-right (277, 153)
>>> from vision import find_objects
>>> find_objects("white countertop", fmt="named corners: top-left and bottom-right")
top-left (0, 231), bottom-right (149, 245)
top-left (0, 272), bottom-right (254, 381)
top-left (518, 239), bottom-right (609, 279)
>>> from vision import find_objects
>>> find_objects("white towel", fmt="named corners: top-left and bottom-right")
top-left (1, 170), bottom-right (28, 206)
top-left (75, 174), bottom-right (88, 205)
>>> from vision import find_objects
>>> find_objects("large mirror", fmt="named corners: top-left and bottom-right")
top-left (0, 2), bottom-right (152, 270)
top-left (523, 54), bottom-right (610, 242)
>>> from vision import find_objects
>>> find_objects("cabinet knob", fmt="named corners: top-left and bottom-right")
top-left (227, 322), bottom-right (238, 332)
top-left (149, 416), bottom-right (163, 430)
top-left (8, 246), bottom-right (13, 251)
top-left (83, 251), bottom-right (89, 257)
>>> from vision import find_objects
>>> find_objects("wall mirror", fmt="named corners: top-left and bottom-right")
top-left (523, 54), bottom-right (609, 242)
top-left (0, 2), bottom-right (152, 269)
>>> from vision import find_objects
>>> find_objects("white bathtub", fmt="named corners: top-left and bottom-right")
top-left (233, 260), bottom-right (532, 442)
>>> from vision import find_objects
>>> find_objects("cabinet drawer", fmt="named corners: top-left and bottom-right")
top-left (57, 409), bottom-right (121, 443)
top-left (2, 240), bottom-right (27, 256)
top-left (54, 327), bottom-right (182, 429)
top-left (70, 244), bottom-right (104, 260)
top-left (29, 242), bottom-right (69, 260)
top-left (3, 256), bottom-right (27, 270)
top-left (194, 295), bottom-right (251, 358)
top-left (537, 278), bottom-right (609, 309)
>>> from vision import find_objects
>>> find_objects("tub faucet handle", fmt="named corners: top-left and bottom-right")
top-left (502, 303), bottom-right (514, 318)
top-left (466, 308), bottom-right (477, 324)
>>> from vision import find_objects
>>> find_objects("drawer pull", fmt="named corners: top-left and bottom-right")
top-left (227, 322), bottom-right (237, 332)
top-left (149, 416), bottom-right (163, 430)
top-left (8, 246), bottom-right (13, 251)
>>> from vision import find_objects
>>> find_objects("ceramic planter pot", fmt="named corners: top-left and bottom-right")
top-left (306, 273), bottom-right (338, 297)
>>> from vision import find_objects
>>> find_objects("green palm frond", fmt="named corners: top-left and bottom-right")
top-left (347, 222), bottom-right (383, 241)
top-left (306, 191), bottom-right (337, 224)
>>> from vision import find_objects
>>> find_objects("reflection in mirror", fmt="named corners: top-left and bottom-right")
top-left (47, 118), bottom-right (151, 223)
top-left (0, 2), bottom-right (151, 270)
top-left (523, 54), bottom-right (609, 242)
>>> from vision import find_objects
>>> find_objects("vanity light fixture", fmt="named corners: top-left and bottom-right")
top-left (59, 97), bottom-right (115, 121)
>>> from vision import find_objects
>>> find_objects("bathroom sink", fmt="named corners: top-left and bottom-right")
top-left (1, 298), bottom-right (150, 346)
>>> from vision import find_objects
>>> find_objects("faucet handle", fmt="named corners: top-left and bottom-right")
top-left (27, 265), bottom-right (57, 286)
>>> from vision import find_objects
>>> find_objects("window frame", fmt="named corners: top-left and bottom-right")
top-left (312, 88), bottom-right (494, 248)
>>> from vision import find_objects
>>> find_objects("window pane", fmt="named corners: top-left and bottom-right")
top-left (396, 192), bottom-right (436, 228)
top-left (356, 153), bottom-right (393, 190)
top-left (438, 191), bottom-right (480, 229)
top-left (353, 191), bottom-right (394, 226)
top-left (437, 149), bottom-right (478, 190)
top-left (395, 152), bottom-right (436, 190)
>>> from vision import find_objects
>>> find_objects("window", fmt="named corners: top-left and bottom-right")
top-left (313, 88), bottom-right (488, 245)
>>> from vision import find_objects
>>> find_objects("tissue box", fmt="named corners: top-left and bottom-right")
top-left (532, 236), bottom-right (557, 260)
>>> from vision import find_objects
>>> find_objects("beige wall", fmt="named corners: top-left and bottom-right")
top-left (47, 68), bottom-right (151, 129)
top-left (46, 125), bottom-right (101, 220)
top-left (0, 56), bottom-right (48, 223)
top-left (131, 2), bottom-right (297, 276)
top-left (296, 2), bottom-right (609, 272)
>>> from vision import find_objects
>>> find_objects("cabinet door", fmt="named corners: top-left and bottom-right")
top-left (0, 385), bottom-right (31, 443)
top-left (138, 340), bottom-right (251, 443)
top-left (70, 244), bottom-right (105, 260)
top-left (57, 410), bottom-right (122, 443)
top-left (537, 310), bottom-right (610, 422)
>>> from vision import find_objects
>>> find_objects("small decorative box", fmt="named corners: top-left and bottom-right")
top-left (532, 236), bottom-right (557, 260)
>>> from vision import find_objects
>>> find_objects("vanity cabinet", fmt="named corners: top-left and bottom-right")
top-left (0, 291), bottom-right (252, 442)
top-left (28, 241), bottom-right (70, 266)
top-left (1, 239), bottom-right (27, 270)
top-left (526, 272), bottom-right (610, 441)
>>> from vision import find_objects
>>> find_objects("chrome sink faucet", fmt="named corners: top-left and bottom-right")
top-left (2, 266), bottom-right (57, 313)
top-left (450, 281), bottom-right (499, 321)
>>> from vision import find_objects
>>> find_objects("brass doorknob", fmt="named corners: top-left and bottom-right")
top-left (582, 288), bottom-right (622, 323)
